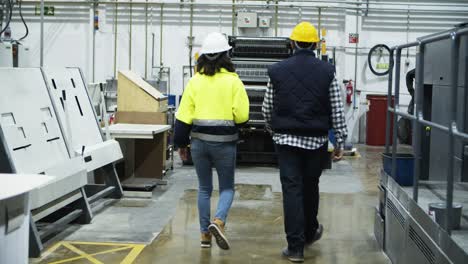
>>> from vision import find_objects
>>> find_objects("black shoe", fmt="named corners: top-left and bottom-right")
top-left (305, 224), bottom-right (323, 247)
top-left (282, 247), bottom-right (304, 263)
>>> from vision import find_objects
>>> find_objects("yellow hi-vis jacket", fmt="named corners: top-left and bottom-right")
top-left (174, 68), bottom-right (250, 146)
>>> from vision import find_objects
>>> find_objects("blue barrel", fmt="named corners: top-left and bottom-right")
top-left (382, 153), bottom-right (414, 186)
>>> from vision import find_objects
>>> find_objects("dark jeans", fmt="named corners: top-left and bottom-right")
top-left (276, 143), bottom-right (327, 253)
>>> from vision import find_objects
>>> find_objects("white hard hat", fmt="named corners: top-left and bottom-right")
top-left (199, 32), bottom-right (231, 55)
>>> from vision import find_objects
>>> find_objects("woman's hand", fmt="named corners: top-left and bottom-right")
top-left (178, 147), bottom-right (189, 161)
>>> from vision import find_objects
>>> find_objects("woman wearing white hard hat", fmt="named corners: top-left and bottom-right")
top-left (174, 32), bottom-right (250, 250)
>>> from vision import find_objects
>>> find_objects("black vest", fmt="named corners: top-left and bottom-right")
top-left (268, 49), bottom-right (335, 137)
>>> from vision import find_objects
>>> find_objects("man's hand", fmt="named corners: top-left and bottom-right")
top-left (333, 148), bottom-right (344, 162)
top-left (265, 124), bottom-right (273, 135)
top-left (178, 147), bottom-right (189, 161)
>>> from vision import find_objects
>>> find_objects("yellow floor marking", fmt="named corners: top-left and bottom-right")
top-left (120, 245), bottom-right (146, 264)
top-left (61, 242), bottom-right (104, 264)
top-left (48, 246), bottom-right (133, 264)
top-left (42, 241), bottom-right (146, 264)
top-left (66, 241), bottom-right (144, 247)
top-left (38, 241), bottom-right (65, 260)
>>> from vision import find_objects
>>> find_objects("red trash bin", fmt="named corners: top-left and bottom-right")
top-left (366, 95), bottom-right (394, 146)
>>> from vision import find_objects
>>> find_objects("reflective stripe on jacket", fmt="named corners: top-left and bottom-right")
top-left (174, 68), bottom-right (249, 147)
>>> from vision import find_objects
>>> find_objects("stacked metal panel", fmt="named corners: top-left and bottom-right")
top-left (0, 68), bottom-right (88, 209)
top-left (0, 67), bottom-right (124, 257)
top-left (43, 68), bottom-right (124, 174)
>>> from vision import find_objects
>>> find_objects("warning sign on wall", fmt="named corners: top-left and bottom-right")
top-left (349, 33), bottom-right (359, 44)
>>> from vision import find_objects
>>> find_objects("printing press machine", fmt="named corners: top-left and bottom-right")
top-left (228, 36), bottom-right (293, 164)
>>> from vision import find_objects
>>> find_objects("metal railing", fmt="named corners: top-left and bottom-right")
top-left (384, 24), bottom-right (468, 235)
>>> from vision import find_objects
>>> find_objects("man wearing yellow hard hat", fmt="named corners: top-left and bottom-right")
top-left (262, 22), bottom-right (348, 263)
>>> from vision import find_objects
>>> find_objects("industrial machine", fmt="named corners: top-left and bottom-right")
top-left (423, 36), bottom-right (468, 182)
top-left (0, 68), bottom-right (123, 257)
top-left (376, 24), bottom-right (468, 264)
top-left (228, 36), bottom-right (292, 164)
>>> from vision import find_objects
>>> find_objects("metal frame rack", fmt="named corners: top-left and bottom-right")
top-left (378, 23), bottom-right (468, 263)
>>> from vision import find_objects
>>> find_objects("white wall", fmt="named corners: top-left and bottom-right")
top-left (5, 0), bottom-right (468, 143)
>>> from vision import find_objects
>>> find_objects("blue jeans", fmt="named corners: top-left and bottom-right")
top-left (190, 138), bottom-right (236, 233)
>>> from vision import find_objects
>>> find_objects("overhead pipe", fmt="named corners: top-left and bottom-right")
top-left (144, 0), bottom-right (148, 78)
top-left (364, 0), bottom-right (369, 16)
top-left (274, 0), bottom-right (278, 37)
top-left (317, 7), bottom-right (321, 57)
top-left (40, 0), bottom-right (44, 66)
top-left (129, 0), bottom-right (132, 70)
top-left (281, 0), bottom-right (467, 8)
top-left (188, 0), bottom-right (194, 77)
top-left (113, 0), bottom-right (118, 78)
top-left (150, 3), bottom-right (155, 70)
top-left (151, 33), bottom-right (155, 68)
top-left (159, 4), bottom-right (164, 79)
top-left (21, 0), bottom-right (468, 8)
top-left (218, 7), bottom-right (222, 32)
top-left (353, 8), bottom-right (359, 110)
top-left (92, 1), bottom-right (97, 81)
top-left (231, 0), bottom-right (235, 36)
top-left (20, 0), bottom-right (468, 13)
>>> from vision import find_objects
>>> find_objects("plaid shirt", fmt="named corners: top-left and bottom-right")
top-left (262, 77), bottom-right (348, 150)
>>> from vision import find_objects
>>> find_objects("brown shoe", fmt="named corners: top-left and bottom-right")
top-left (208, 218), bottom-right (230, 250)
top-left (200, 232), bottom-right (212, 248)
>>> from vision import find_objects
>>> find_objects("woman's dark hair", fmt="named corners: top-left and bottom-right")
top-left (196, 51), bottom-right (235, 76)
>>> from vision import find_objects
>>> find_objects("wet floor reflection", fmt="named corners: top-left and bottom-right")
top-left (135, 184), bottom-right (389, 264)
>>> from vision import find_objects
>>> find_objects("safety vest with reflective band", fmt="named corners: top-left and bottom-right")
top-left (174, 68), bottom-right (250, 147)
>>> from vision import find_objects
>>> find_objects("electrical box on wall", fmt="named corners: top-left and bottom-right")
top-left (238, 12), bottom-right (257, 28)
top-left (0, 42), bottom-right (13, 67)
top-left (259, 17), bottom-right (271, 28)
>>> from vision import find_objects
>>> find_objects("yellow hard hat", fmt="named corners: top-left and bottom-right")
top-left (290, 22), bottom-right (319, 43)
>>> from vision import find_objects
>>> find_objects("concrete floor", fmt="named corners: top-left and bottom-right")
top-left (31, 145), bottom-right (390, 264)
